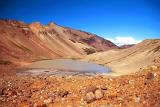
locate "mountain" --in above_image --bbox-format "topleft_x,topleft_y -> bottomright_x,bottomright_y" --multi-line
83,39 -> 160,75
0,20 -> 118,63
120,44 -> 134,49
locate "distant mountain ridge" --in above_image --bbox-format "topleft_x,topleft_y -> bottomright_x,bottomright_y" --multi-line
120,44 -> 135,49
0,19 -> 118,63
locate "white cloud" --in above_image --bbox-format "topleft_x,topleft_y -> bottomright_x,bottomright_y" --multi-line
106,36 -> 142,46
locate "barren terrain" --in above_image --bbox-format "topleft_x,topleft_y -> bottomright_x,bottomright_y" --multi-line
0,20 -> 160,107
83,39 -> 160,76
0,65 -> 160,107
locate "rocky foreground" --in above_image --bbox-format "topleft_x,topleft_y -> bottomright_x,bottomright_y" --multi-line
0,66 -> 160,107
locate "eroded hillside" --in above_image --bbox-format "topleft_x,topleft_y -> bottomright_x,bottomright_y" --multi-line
83,39 -> 160,75
0,20 -> 118,64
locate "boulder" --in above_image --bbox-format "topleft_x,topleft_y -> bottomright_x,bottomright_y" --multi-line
84,92 -> 96,103
95,89 -> 103,99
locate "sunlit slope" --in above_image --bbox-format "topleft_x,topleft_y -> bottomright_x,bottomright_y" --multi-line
83,39 -> 160,75
0,20 -> 118,63
0,20 -> 83,62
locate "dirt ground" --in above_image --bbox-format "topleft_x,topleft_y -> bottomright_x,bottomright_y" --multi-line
0,65 -> 160,107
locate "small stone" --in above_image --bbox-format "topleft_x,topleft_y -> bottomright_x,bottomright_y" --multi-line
109,78 -> 113,81
58,90 -> 69,97
145,72 -> 154,80
0,88 -> 3,95
95,89 -> 103,99
0,97 -> 3,101
13,99 -> 16,103
134,96 -> 141,103
85,86 -> 97,93
31,80 -> 46,89
97,85 -> 107,90
84,92 -> 96,103
154,73 -> 157,77
34,101 -> 47,107
95,74 -> 103,79
6,90 -> 17,96
100,104 -> 112,107
129,80 -> 134,84
43,98 -> 52,104
109,91 -> 118,97
151,65 -> 158,70
19,101 -> 31,107
101,86 -> 107,90
44,71 -> 50,72
47,103 -> 54,107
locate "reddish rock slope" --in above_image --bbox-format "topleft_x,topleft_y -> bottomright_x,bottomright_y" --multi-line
0,20 -> 118,63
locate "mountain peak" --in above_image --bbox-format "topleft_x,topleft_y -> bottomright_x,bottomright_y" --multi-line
48,22 -> 58,27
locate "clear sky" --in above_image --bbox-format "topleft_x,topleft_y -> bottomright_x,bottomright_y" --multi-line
0,0 -> 160,45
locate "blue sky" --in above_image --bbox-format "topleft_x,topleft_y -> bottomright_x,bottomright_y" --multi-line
0,0 -> 160,45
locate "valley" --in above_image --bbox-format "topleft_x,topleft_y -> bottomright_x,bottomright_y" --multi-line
0,20 -> 159,107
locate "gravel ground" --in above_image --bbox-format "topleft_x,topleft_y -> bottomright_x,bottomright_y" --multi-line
0,66 -> 160,107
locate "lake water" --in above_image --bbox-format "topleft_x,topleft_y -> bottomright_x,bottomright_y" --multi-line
28,59 -> 111,74
20,59 -> 111,76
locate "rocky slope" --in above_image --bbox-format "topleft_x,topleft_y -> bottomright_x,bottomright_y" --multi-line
83,39 -> 160,75
0,65 -> 159,107
0,20 -> 118,64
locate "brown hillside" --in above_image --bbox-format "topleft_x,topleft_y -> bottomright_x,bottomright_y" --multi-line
83,39 -> 160,75
0,20 -> 118,64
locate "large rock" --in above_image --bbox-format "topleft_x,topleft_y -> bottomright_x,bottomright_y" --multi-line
95,89 -> 103,99
83,92 -> 96,103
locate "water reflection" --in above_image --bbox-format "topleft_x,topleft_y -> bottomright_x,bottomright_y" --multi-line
29,59 -> 111,73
